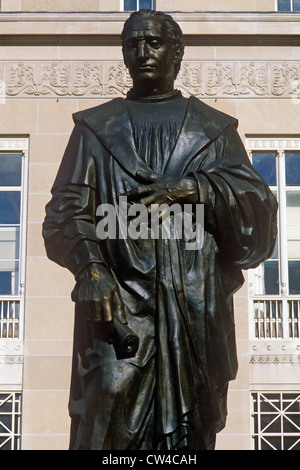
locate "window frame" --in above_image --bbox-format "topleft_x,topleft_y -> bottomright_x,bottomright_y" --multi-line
246,137 -> 300,340
0,137 -> 28,341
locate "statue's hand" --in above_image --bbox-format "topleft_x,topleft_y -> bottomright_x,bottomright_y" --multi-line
71,264 -> 125,343
126,171 -> 198,211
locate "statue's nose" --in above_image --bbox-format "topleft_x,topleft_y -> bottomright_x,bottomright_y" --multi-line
136,40 -> 149,60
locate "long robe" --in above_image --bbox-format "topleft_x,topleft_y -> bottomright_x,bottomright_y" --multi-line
42,92 -> 277,450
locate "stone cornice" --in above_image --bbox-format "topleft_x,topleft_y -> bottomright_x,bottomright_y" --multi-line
0,12 -> 300,36
0,11 -> 300,22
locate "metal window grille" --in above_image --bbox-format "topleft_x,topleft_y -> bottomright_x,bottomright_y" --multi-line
288,299 -> 300,338
0,392 -> 22,450
253,298 -> 300,339
0,299 -> 20,339
252,392 -> 300,450
253,299 -> 283,338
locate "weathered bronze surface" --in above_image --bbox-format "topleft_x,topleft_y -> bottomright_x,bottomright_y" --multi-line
42,10 -> 277,450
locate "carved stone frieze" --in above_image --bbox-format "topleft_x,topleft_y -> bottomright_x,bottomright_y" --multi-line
250,355 -> 300,364
6,61 -> 104,97
0,355 -> 23,364
1,60 -> 300,98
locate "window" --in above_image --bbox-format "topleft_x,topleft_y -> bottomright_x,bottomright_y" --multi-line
278,0 -> 300,11
0,154 -> 22,297
0,138 -> 28,340
252,392 -> 300,450
0,392 -> 22,450
122,0 -> 156,11
246,138 -> 300,339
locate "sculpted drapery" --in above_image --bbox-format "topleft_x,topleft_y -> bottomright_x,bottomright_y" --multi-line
43,93 -> 277,449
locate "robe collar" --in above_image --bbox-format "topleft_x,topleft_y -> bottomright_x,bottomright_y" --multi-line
73,95 -> 237,179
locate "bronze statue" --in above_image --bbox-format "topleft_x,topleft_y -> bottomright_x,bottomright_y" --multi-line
42,10 -> 277,450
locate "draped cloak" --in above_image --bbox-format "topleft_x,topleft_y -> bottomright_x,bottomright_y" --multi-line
42,92 -> 277,450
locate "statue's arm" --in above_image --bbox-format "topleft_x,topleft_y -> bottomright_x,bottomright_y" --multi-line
192,124 -> 278,269
42,124 -> 125,336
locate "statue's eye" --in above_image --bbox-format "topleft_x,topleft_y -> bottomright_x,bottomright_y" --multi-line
126,40 -> 136,50
148,38 -> 162,49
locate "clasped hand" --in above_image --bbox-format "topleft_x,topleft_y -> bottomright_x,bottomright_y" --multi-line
126,170 -> 198,211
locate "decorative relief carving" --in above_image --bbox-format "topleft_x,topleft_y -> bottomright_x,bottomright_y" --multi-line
1,60 -> 300,98
0,137 -> 29,153
6,62 -> 104,97
105,62 -> 132,96
0,356 -> 23,364
250,355 -> 300,364
177,62 -> 271,97
247,137 -> 300,150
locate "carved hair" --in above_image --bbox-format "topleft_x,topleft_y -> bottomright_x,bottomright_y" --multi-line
121,9 -> 185,79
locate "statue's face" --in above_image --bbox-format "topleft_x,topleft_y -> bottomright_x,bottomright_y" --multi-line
123,16 -> 175,91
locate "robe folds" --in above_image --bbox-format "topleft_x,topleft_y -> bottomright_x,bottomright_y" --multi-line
42,93 -> 278,450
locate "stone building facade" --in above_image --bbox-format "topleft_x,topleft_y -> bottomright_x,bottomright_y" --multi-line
0,0 -> 299,450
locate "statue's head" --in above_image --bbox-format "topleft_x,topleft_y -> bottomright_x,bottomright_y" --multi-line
121,9 -> 185,95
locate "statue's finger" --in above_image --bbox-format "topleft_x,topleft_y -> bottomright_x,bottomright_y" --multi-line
140,189 -> 166,207
122,184 -> 152,200
101,298 -> 114,323
113,289 -> 127,324
88,300 -> 103,322
136,168 -> 159,182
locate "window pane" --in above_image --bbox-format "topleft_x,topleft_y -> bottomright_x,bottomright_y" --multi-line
278,0 -> 291,10
0,154 -> 22,187
0,263 -> 19,295
286,192 -> 300,224
271,237 -> 279,259
284,436 -> 300,450
261,415 -> 281,433
124,0 -> 137,10
264,260 -> 279,295
261,436 -> 281,450
285,153 -> 300,186
0,228 -> 20,260
0,192 -> 20,224
286,192 -> 300,260
140,0 -> 152,8
293,0 -> 300,11
283,415 -> 300,433
252,152 -> 277,186
289,261 -> 300,294
254,260 -> 279,295
288,238 -> 300,259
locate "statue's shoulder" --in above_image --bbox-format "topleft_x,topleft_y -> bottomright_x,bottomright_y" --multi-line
189,95 -> 238,133
72,97 -> 125,125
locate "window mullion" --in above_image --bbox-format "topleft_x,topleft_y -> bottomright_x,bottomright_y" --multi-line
19,150 -> 28,298
277,150 -> 290,338
277,150 -> 289,296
